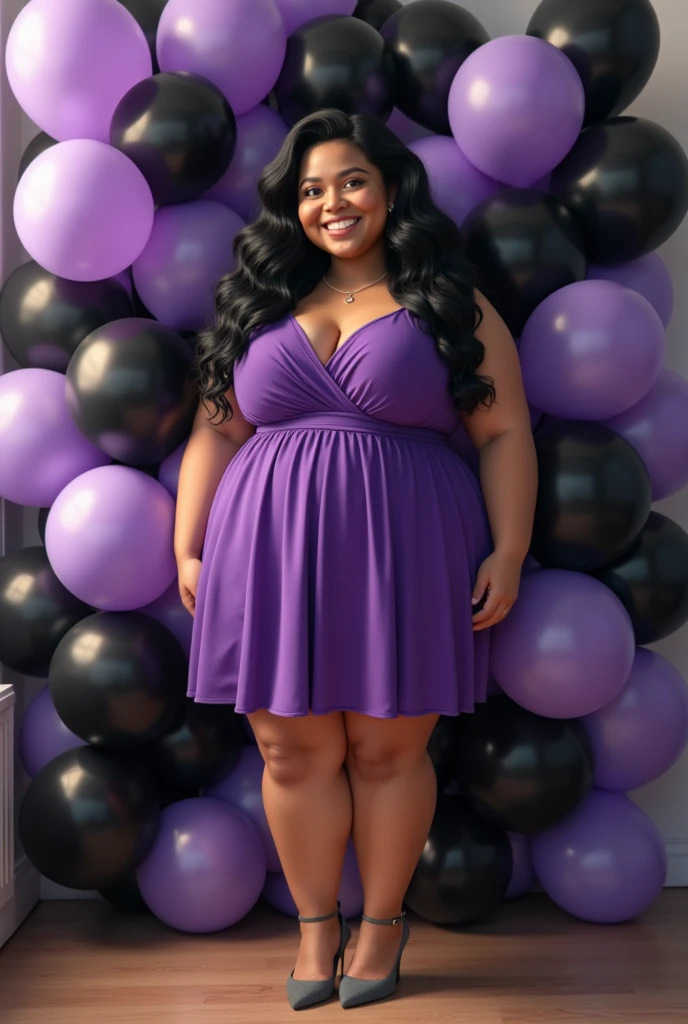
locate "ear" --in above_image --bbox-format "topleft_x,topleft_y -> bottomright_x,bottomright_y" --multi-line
388,183 -> 398,205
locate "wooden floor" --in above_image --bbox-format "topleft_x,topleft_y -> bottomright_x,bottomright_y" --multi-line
1,891 -> 687,1023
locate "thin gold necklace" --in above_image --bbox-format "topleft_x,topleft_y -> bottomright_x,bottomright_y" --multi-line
322,271 -> 388,304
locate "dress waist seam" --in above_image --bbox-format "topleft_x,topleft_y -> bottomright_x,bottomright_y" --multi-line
255,413 -> 448,445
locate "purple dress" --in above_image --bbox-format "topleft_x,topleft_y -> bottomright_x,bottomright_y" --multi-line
187,307 -> 493,718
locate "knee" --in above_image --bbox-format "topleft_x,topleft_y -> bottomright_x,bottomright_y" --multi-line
346,741 -> 420,783
262,739 -> 346,786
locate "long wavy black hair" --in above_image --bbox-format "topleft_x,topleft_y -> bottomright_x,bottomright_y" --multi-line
194,108 -> 495,425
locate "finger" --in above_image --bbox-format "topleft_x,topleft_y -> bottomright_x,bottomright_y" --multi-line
471,591 -> 503,624
473,602 -> 509,631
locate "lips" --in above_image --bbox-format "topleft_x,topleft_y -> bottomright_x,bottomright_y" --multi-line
323,217 -> 361,235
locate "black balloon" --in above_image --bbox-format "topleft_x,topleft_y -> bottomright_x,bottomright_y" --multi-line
117,0 -> 167,72
354,0 -> 401,31
380,0 -> 489,134
593,511 -> 688,645
110,72 -> 237,205
19,747 -> 160,890
142,699 -> 244,795
405,795 -> 511,926
0,260 -> 134,371
456,695 -> 594,834
99,869 -> 150,913
66,317 -> 197,466
527,0 -> 660,127
17,130 -> 56,180
49,612 -> 188,748
275,15 -> 396,126
0,546 -> 92,676
427,715 -> 460,791
37,507 -> 49,545
550,116 -> 688,265
463,189 -> 588,336
532,420 -> 651,571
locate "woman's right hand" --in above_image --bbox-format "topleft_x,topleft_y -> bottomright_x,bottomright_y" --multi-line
178,557 -> 202,617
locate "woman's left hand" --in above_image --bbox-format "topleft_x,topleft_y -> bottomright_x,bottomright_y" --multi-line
471,551 -> 523,631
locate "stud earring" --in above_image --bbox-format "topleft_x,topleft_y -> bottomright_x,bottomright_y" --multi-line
388,201 -> 394,213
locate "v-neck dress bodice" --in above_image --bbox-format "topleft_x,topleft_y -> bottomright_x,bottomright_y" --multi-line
187,307 -> 493,717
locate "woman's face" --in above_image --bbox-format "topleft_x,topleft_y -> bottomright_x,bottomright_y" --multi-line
297,140 -> 395,259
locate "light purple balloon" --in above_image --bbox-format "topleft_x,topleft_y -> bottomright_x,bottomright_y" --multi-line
408,136 -> 500,227
490,569 -> 635,719
45,464 -> 177,610
0,368 -> 110,506
532,790 -> 667,923
139,579 -> 193,656
157,0 -> 287,117
132,200 -> 244,331
580,648 -> 688,793
6,0 -> 152,142
448,35 -> 584,188
587,252 -> 674,328
275,0 -> 356,36
386,107 -> 435,146
262,838 -> 363,919
157,439 -> 187,499
504,832 -> 535,900
14,140 -> 155,282
206,746 -> 281,872
136,797 -> 266,933
600,369 -> 688,503
205,105 -> 289,221
519,280 -> 665,420
19,685 -> 85,778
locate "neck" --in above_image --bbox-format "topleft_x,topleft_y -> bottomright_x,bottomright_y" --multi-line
325,240 -> 388,290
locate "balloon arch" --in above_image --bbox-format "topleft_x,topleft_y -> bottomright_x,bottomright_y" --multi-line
1,0 -> 687,932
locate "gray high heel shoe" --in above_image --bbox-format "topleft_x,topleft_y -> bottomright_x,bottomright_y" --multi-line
339,910 -> 410,1009
286,900 -> 351,1011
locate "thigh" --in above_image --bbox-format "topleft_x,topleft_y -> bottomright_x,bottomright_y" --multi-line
343,712 -> 439,772
248,710 -> 348,774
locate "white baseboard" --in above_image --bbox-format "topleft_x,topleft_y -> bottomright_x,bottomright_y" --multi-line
0,855 -> 40,948
664,839 -> 688,886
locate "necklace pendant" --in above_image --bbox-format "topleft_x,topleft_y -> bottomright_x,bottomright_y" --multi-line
345,294 -> 355,303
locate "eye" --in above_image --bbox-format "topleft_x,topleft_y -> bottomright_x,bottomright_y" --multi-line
343,178 -> 363,188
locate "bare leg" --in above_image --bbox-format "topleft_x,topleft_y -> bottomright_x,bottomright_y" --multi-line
248,710 -> 352,980
343,711 -> 439,979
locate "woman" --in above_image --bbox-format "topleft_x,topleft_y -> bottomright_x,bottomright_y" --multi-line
175,109 -> 537,1010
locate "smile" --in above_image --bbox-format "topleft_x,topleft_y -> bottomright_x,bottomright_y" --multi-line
323,218 -> 361,236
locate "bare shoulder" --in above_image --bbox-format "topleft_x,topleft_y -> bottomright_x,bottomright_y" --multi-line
473,289 -> 509,336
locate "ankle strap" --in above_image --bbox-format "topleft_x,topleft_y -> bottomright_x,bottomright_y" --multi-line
361,911 -> 406,925
298,900 -> 341,923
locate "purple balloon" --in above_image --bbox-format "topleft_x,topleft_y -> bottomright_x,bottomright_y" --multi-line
532,790 -> 667,923
6,0 -> 152,142
408,136 -> 499,227
519,280 -> 665,420
490,569 -> 635,719
587,252 -> 674,328
136,797 -> 266,932
157,0 -> 286,117
15,140 -> 155,282
600,369 -> 688,502
0,368 -> 110,506
19,685 -> 85,778
205,105 -> 289,221
262,837 -> 363,919
275,0 -> 356,35
45,465 -> 177,610
580,648 -> 688,793
112,268 -> 134,297
448,35 -> 584,188
157,439 -> 187,499
132,200 -> 244,331
139,579 -> 193,656
206,746 -> 281,872
386,107 -> 435,146
504,832 -> 535,900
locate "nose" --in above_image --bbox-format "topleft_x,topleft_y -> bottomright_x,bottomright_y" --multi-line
322,187 -> 347,213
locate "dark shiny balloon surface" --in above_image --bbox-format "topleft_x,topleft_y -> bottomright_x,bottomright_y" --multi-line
17,130 -> 57,181
19,746 -> 160,890
117,0 -> 168,72
49,612 -> 188,748
99,869 -> 151,913
142,699 -> 245,795
111,72 -> 237,205
380,0 -> 489,134
0,260 -> 134,371
456,696 -> 594,834
405,795 -> 511,926
0,546 -> 92,677
463,189 -> 588,336
550,116 -> 688,265
65,317 -> 197,466
354,0 -> 401,31
427,715 -> 460,791
527,0 -> 660,126
275,15 -> 396,126
532,420 -> 651,571
593,511 -> 688,645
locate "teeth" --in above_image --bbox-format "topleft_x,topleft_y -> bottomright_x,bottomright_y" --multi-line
325,218 -> 359,230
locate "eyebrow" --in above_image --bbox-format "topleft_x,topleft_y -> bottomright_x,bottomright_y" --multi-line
299,166 -> 369,188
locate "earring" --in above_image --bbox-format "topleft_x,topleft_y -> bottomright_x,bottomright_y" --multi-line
388,201 -> 394,213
